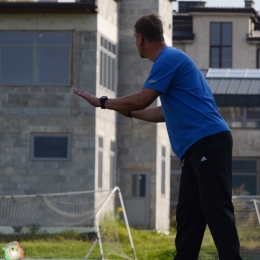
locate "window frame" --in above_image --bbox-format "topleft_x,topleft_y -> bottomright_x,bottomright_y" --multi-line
257,48 -> 260,69
98,136 -> 103,189
124,173 -> 146,198
0,31 -> 72,86
161,146 -> 166,195
99,35 -> 116,92
218,107 -> 260,129
209,22 -> 232,68
232,158 -> 259,195
30,133 -> 71,161
110,140 -> 116,189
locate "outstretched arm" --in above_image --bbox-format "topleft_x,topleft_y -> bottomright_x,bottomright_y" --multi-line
73,88 -> 160,111
117,106 -> 165,123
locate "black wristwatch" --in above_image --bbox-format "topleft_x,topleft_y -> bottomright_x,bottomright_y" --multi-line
100,96 -> 108,109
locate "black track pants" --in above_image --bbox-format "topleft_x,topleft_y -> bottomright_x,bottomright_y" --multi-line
174,131 -> 242,260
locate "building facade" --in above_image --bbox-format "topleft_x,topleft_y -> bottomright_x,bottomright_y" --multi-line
171,0 -> 260,213
0,0 -> 174,231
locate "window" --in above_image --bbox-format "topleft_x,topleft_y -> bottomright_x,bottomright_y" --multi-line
0,32 -> 71,86
218,107 -> 260,128
257,48 -> 260,68
110,141 -> 116,189
210,22 -> 232,68
170,157 -> 181,206
98,137 -> 103,188
100,36 -> 116,91
31,134 -> 70,161
161,146 -> 166,195
125,174 -> 146,198
232,159 -> 259,195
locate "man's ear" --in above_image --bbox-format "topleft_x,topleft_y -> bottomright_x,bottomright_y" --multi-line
139,33 -> 145,45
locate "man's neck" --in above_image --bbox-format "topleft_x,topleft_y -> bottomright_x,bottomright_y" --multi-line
146,42 -> 167,62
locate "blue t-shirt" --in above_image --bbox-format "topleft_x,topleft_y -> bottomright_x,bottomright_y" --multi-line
143,47 -> 230,159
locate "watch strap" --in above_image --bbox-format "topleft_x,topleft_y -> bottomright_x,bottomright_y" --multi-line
100,96 -> 108,109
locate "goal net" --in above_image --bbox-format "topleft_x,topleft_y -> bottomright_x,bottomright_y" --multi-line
198,196 -> 260,260
0,187 -> 137,260
233,196 -> 260,260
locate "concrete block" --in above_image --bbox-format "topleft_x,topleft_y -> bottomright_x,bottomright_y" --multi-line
29,100 -> 44,106
30,86 -> 43,93
1,139 -> 14,147
15,86 -> 29,93
24,189 -> 38,195
39,175 -> 54,183
25,176 -> 39,183
58,87 -> 71,94
57,161 -> 72,169
53,175 -> 67,183
8,107 -> 23,115
36,107 -> 52,115
30,161 -> 43,169
43,100 -> 56,107
8,127 -> 20,133
60,168 -> 74,176
43,87 -> 58,94
18,169 -> 29,175
23,107 -> 37,115
43,162 -> 58,169
17,183 -> 30,190
51,107 -> 70,116
56,100 -> 71,107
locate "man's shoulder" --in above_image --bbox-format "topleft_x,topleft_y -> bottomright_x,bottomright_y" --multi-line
162,46 -> 182,54
155,47 -> 187,68
158,47 -> 187,61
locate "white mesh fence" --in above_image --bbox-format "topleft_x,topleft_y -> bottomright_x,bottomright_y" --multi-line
198,196 -> 260,260
0,187 -> 136,260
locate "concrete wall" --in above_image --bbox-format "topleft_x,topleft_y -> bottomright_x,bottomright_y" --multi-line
0,0 -> 173,231
232,129 -> 260,157
232,129 -> 260,194
95,0 -> 118,191
117,0 -> 172,231
155,0 -> 172,232
0,13 -> 98,195
174,12 -> 259,69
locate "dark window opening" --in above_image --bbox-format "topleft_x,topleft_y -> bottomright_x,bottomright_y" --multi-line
31,134 -> 70,161
210,22 -> 232,68
0,32 -> 71,86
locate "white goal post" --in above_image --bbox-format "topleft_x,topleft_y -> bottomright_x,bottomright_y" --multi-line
253,199 -> 260,225
86,186 -> 137,260
0,186 -> 137,260
199,196 -> 260,260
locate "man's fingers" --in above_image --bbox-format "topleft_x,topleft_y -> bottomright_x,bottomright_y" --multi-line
73,89 -> 85,95
73,89 -> 87,98
73,89 -> 100,107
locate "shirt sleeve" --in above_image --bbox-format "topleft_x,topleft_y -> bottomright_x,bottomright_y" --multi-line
142,62 -> 175,94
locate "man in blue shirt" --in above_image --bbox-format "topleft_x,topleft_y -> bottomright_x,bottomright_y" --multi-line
74,13 -> 242,260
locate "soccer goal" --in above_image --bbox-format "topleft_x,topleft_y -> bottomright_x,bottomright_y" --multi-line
198,196 -> 260,260
0,186 -> 137,260
231,196 -> 260,259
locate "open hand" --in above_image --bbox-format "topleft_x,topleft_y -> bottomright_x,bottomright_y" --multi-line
73,89 -> 100,107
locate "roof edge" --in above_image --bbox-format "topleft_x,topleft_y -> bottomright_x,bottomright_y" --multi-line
0,2 -> 98,14
186,7 -> 258,15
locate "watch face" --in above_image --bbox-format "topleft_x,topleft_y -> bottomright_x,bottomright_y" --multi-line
100,96 -> 108,109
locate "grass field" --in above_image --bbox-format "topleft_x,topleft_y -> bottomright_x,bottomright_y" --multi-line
1,221 -> 259,259
0,225 -> 220,260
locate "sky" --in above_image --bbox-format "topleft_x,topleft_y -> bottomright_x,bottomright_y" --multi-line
172,0 -> 260,12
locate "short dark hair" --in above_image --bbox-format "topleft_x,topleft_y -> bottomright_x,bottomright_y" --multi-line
134,13 -> 164,42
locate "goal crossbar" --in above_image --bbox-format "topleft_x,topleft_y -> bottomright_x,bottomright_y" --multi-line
89,186 -> 137,260
0,187 -> 137,260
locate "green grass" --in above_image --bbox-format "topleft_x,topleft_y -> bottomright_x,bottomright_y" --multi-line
0,227 -> 217,260
1,221 -> 259,260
